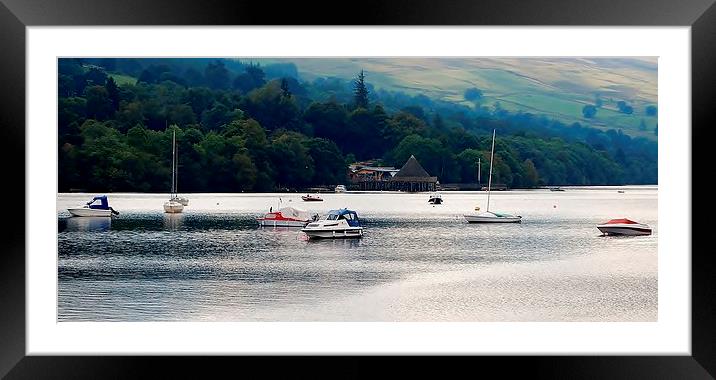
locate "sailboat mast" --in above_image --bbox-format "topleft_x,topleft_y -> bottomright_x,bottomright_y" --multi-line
171,130 -> 176,196
477,158 -> 481,185
486,129 -> 496,212
175,133 -> 179,196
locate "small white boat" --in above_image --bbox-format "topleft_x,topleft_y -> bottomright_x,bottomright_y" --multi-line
335,185 -> 347,193
68,195 -> 119,217
464,211 -> 522,223
302,208 -> 364,239
163,200 -> 184,213
164,129 -> 184,213
463,129 -> 522,224
301,194 -> 323,202
428,193 -> 443,204
257,206 -> 315,227
597,218 -> 651,236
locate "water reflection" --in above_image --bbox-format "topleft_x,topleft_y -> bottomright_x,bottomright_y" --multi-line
163,213 -> 184,231
306,237 -> 362,249
63,216 -> 112,232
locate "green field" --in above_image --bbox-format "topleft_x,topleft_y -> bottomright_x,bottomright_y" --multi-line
263,58 -> 658,139
108,72 -> 137,86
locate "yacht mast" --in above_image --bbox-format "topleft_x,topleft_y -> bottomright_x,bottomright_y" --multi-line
171,130 -> 176,197
477,157 -> 481,185
175,132 -> 179,197
486,129 -> 496,212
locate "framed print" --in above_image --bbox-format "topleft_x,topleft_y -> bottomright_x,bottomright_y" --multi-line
2,0 -> 715,378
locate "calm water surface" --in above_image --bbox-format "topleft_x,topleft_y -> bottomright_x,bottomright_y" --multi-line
57,188 -> 657,321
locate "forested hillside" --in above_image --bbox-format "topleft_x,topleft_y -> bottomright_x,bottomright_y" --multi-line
58,58 -> 657,192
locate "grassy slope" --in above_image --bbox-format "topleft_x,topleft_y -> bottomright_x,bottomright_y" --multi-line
263,58 -> 658,139
108,72 -> 137,86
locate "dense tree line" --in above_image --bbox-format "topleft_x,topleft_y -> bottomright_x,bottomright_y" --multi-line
58,58 -> 657,192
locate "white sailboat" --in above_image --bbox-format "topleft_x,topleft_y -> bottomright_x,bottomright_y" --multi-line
164,130 -> 184,213
464,129 -> 522,223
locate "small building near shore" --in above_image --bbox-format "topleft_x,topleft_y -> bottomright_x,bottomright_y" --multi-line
348,160 -> 399,190
348,156 -> 437,191
388,155 -> 438,192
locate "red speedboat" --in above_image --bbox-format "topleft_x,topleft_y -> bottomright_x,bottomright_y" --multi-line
257,207 -> 314,227
597,218 -> 652,236
301,194 -> 323,202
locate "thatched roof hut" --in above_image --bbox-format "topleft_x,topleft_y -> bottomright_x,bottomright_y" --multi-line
389,155 -> 438,191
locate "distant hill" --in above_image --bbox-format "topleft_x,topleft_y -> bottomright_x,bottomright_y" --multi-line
257,57 -> 658,139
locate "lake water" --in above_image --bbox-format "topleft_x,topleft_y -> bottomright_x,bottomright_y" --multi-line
57,187 -> 657,321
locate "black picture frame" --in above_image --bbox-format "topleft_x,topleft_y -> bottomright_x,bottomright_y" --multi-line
1,0 -> 714,378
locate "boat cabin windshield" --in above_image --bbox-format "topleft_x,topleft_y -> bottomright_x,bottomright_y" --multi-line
326,213 -> 354,220
323,210 -> 361,227
86,196 -> 109,210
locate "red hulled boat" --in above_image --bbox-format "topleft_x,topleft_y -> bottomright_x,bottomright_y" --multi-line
257,207 -> 314,227
597,218 -> 652,236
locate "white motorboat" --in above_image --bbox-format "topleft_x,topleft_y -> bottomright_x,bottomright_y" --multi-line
257,206 -> 316,227
428,193 -> 443,204
597,218 -> 652,236
68,195 -> 119,217
164,129 -> 184,213
301,194 -> 324,202
335,184 -> 347,193
301,208 -> 364,239
463,129 -> 522,224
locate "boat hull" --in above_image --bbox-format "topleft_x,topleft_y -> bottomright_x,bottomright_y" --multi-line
597,225 -> 651,236
163,201 -> 184,213
68,208 -> 112,217
301,227 -> 363,239
258,219 -> 308,227
301,197 -> 323,202
464,214 -> 522,223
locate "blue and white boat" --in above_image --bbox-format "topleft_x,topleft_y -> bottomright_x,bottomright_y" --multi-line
301,208 -> 364,239
68,195 -> 119,217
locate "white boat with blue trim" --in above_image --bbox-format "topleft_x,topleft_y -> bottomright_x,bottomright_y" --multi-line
301,208 -> 364,239
68,195 -> 119,217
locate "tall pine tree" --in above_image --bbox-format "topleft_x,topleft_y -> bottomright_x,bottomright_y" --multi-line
353,70 -> 369,109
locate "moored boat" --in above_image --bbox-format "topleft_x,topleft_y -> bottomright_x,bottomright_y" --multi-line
301,194 -> 324,202
68,195 -> 119,217
463,129 -> 522,224
335,185 -> 347,193
428,193 -> 443,204
301,208 -> 363,239
597,218 -> 651,236
464,211 -> 521,223
258,206 -> 315,227
163,200 -> 184,213
164,129 -> 184,214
